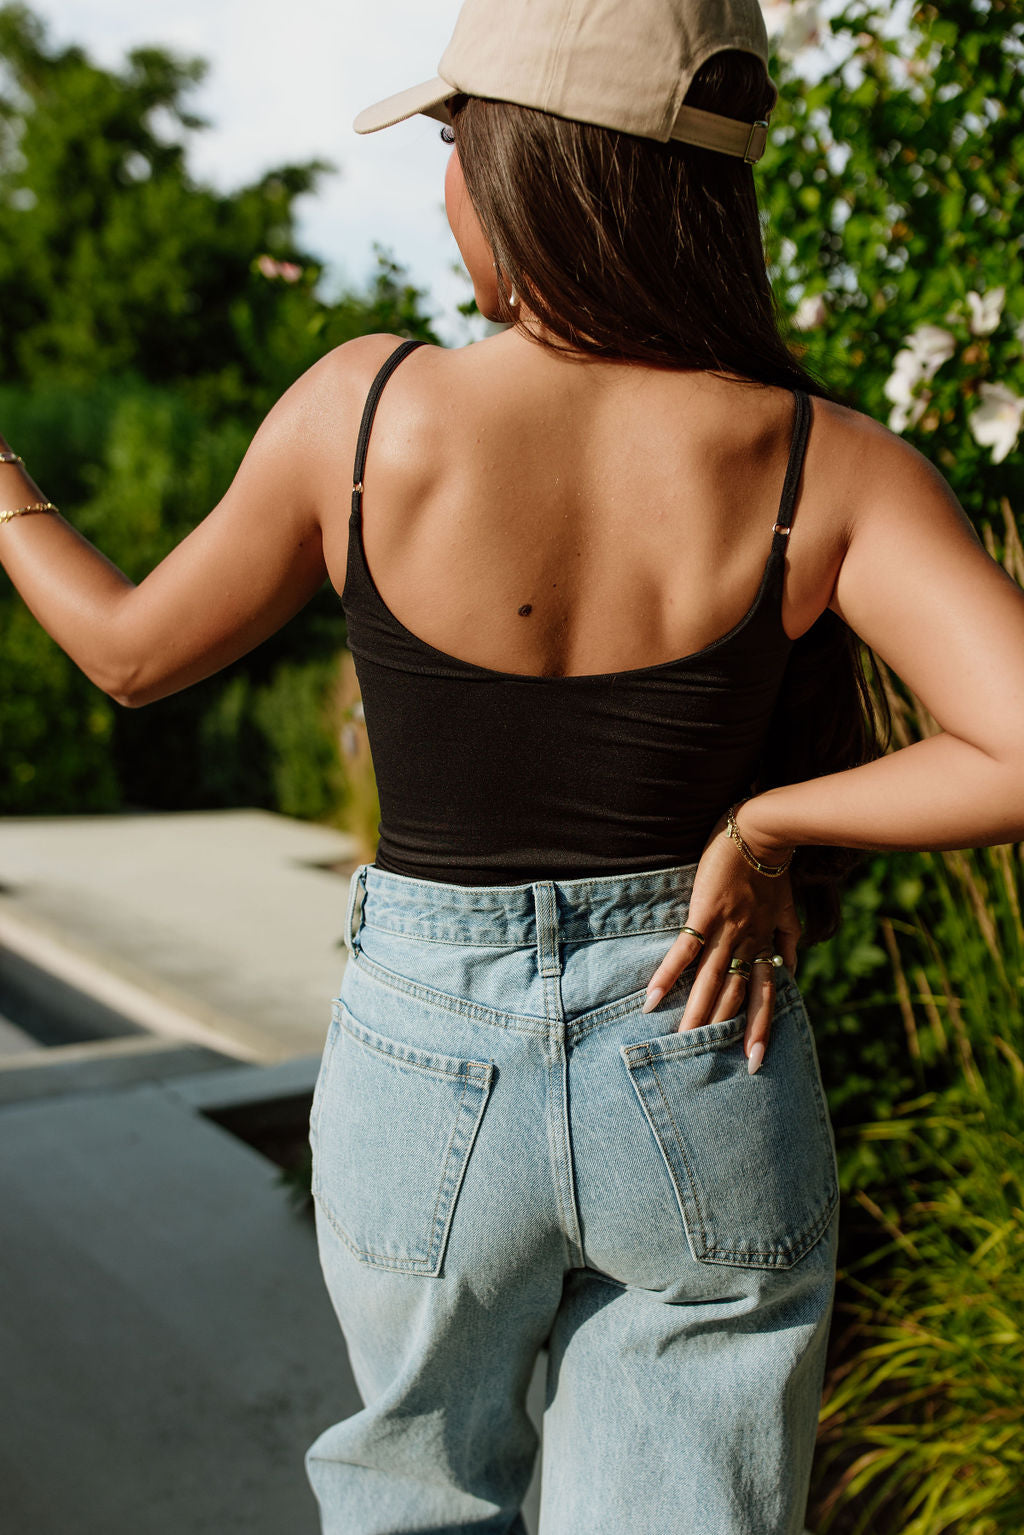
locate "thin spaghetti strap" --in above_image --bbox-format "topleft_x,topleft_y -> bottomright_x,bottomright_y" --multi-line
770,390 -> 812,550
351,339 -> 425,516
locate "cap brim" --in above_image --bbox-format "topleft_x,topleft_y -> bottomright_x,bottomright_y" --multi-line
354,78 -> 457,135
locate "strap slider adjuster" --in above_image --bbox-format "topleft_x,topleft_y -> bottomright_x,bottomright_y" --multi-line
743,119 -> 769,164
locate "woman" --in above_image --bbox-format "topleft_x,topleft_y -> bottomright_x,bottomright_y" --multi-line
2,0 -> 1023,1530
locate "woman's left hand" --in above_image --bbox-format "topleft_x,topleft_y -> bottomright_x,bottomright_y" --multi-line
641,805 -> 800,1073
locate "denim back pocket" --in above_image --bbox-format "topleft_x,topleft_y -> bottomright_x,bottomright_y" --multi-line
310,1002 -> 494,1276
620,991 -> 837,1270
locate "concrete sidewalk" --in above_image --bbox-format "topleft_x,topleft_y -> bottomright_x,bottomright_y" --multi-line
0,1062 -> 356,1535
0,812 -> 545,1534
0,810 -> 361,1064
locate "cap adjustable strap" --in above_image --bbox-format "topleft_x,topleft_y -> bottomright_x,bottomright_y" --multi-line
669,104 -> 769,162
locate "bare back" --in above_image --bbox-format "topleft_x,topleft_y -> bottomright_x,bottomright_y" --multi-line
318,329 -> 852,678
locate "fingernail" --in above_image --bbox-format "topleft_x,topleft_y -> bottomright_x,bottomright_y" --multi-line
747,1041 -> 765,1075
642,986 -> 664,1014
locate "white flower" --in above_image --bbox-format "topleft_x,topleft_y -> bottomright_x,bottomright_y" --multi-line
883,324 -> 956,433
968,383 -> 1024,464
792,292 -> 827,331
906,324 -> 958,377
966,286 -> 1005,337
760,1 -> 821,58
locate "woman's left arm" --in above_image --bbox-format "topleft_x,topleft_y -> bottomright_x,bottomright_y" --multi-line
742,420 -> 1024,858
0,341 -> 381,706
648,416 -> 1024,1050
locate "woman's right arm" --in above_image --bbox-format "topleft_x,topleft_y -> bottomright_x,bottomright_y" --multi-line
0,334 -> 399,706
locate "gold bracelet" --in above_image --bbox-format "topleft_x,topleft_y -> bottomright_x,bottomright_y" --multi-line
0,502 -> 59,526
725,802 -> 794,878
0,452 -> 24,465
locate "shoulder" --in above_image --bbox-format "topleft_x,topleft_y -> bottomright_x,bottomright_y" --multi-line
811,394 -> 964,509
292,333 -> 441,422
252,334 -> 453,495
814,398 -> 986,633
802,394 -> 973,554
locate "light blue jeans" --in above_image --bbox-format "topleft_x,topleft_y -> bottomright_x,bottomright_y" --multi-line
305,862 -> 839,1534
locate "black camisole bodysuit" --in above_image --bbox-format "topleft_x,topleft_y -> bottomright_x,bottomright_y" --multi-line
342,340 -> 811,885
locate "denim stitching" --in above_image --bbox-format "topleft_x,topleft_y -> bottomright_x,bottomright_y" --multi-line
620,1017 -> 746,1066
360,918 -> 690,948
349,948 -> 552,1033
309,1016 -> 341,1145
362,924 -> 527,950
348,950 -> 706,1044
337,1005 -> 493,1082
621,1001 -> 839,1268
639,1062 -> 711,1256
546,1053 -> 576,1269
423,1073 -> 471,1269
312,1044 -> 493,1273
697,1194 -> 839,1268
313,1192 -> 437,1272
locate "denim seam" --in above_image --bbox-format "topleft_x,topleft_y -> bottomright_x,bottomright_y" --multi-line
313,1192 -> 438,1273
621,1017 -> 747,1065
347,951 -> 696,1042
309,1017 -> 341,1145
347,949 -> 553,1033
695,1193 -> 839,1268
361,925 -> 527,950
643,1064 -> 711,1257
363,868 -> 696,898
423,1073 -> 471,1269
548,1049 -> 585,1269
706,1191 -> 841,1264
359,919 -> 690,948
791,1003 -> 840,1192
570,988 -> 653,1041
336,1005 -> 493,1083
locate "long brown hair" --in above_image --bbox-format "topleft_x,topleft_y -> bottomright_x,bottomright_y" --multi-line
449,54 -> 890,943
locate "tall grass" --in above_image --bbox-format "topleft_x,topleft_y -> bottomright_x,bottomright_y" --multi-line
809,500 -> 1024,1533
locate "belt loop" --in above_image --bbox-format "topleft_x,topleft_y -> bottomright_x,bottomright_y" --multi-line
344,865 -> 368,957
532,881 -> 561,978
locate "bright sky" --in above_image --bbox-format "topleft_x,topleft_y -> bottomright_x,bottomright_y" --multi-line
33,2 -> 906,345
36,0 -> 478,343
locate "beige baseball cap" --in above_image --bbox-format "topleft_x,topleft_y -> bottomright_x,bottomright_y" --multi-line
354,0 -> 777,163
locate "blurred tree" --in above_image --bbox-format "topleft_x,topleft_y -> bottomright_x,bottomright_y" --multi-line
763,0 -> 1024,527
0,3 -> 438,815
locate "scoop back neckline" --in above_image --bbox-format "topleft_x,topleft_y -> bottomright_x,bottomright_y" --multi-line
345,514 -> 788,685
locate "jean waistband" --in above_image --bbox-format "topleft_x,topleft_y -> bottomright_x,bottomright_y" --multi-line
345,862 -> 698,955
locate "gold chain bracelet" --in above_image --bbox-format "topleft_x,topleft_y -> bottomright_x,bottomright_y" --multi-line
725,802 -> 794,878
0,502 -> 59,526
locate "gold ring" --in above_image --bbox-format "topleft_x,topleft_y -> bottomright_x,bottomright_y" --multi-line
752,952 -> 785,968
680,926 -> 706,947
727,957 -> 752,979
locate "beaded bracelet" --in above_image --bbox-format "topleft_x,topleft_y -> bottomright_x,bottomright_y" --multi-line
0,451 -> 25,465
725,802 -> 794,878
0,502 -> 59,526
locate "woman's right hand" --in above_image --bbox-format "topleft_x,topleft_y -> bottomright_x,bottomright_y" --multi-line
641,806 -> 801,1073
